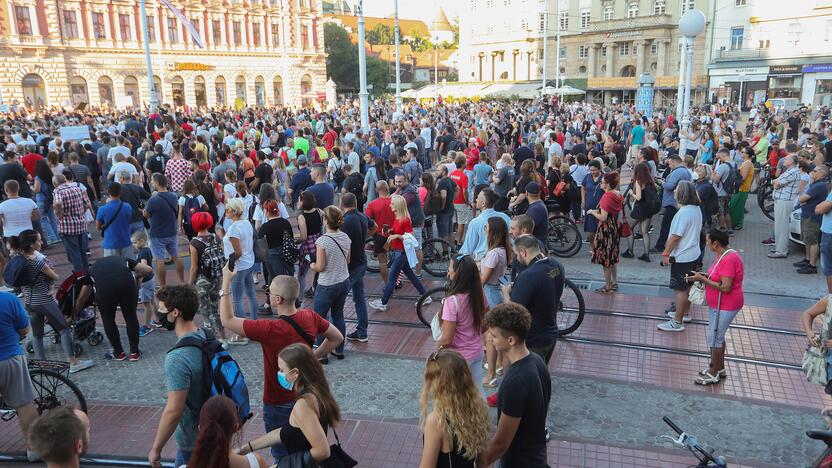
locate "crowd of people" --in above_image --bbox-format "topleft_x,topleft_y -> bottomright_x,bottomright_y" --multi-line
0,95 -> 829,467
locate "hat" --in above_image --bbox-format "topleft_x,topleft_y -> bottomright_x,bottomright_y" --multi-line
262,147 -> 273,155
526,182 -> 541,194
297,155 -> 308,165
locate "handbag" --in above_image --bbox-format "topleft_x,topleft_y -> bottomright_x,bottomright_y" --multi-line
617,220 -> 631,238
431,295 -> 450,341
254,235 -> 269,264
688,249 -> 734,306
803,295 -> 832,386
281,230 -> 300,264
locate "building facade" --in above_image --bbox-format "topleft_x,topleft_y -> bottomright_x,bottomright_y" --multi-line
708,0 -> 832,110
0,0 -> 327,110
458,0 -> 712,107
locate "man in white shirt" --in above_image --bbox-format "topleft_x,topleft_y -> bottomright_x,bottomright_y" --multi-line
547,133 -> 563,159
108,153 -> 138,181
0,180 -> 38,238
107,136 -> 131,163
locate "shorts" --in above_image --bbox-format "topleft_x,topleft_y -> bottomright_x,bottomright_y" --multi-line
436,211 -> 454,239
706,308 -> 739,347
412,227 -> 423,249
801,218 -> 821,246
717,196 -> 731,216
139,277 -> 156,303
372,234 -> 388,255
454,203 -> 472,226
821,232 -> 832,276
669,260 -> 697,291
150,236 -> 179,260
0,355 -> 37,408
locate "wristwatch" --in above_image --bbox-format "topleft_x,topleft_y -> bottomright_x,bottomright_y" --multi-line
218,289 -> 228,298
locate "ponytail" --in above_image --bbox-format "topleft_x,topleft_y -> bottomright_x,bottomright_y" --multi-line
8,229 -> 38,253
187,420 -> 231,468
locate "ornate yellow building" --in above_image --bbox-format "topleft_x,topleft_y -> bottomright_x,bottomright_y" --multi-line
0,0 -> 327,109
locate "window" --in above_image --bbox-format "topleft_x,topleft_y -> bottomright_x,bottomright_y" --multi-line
619,42 -> 629,55
191,17 -> 201,39
650,42 -> 658,54
486,0 -> 493,6
212,20 -> 222,44
539,13 -> 545,32
252,22 -> 261,46
601,46 -> 607,56
146,16 -> 155,42
758,39 -> 770,49
62,10 -> 79,39
559,47 -> 566,58
92,12 -> 106,39
730,27 -> 743,49
271,23 -> 280,47
788,22 -> 801,45
233,21 -> 242,46
119,14 -> 132,41
633,43 -> 638,55
735,0 -> 746,4
504,0 -> 510,5
559,11 -> 568,29
579,45 -> 588,58
581,9 -> 591,28
167,17 -> 178,43
653,0 -> 666,15
681,0 -> 694,14
603,5 -> 614,20
520,18 -> 528,30
627,3 -> 639,17
15,6 -> 31,35
301,24 -> 310,49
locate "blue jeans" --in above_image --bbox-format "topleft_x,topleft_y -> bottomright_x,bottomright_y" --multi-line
231,266 -> 258,320
436,211 -> 454,239
484,283 -> 504,309
128,221 -> 146,236
61,233 -> 89,274
348,264 -> 368,337
36,197 -> 59,244
175,449 -> 192,467
263,402 -> 295,463
381,250 -> 426,304
313,279 -> 349,354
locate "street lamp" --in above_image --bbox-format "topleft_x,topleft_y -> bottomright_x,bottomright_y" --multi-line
356,0 -> 369,131
737,72 -> 746,111
676,9 -> 706,156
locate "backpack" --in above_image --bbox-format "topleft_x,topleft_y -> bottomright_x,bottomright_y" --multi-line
193,235 -> 227,279
406,161 -> 423,185
182,196 -> 203,226
720,162 -> 742,195
424,190 -> 442,215
169,331 -> 252,426
332,159 -> 346,185
3,255 -> 34,288
247,196 -> 258,223
703,184 -> 719,218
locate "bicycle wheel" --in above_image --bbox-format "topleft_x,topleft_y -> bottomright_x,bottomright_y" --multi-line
422,238 -> 454,277
548,215 -> 582,258
365,237 -> 381,273
557,279 -> 586,336
29,369 -> 87,414
757,181 -> 774,221
416,286 -> 448,327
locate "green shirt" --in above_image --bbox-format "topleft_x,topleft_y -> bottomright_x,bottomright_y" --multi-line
164,329 -> 208,451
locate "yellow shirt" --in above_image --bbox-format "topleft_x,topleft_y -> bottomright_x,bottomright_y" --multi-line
739,160 -> 755,192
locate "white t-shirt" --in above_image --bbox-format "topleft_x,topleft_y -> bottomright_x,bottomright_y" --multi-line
109,161 -> 138,176
0,197 -> 37,236
253,201 -> 289,224
223,183 -> 238,199
669,204 -> 702,263
222,219 -> 255,271
347,151 -> 361,170
178,194 -> 206,207
107,145 -> 131,162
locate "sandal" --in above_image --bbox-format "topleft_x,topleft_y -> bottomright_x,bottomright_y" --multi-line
610,283 -> 618,291
699,368 -> 727,378
694,371 -> 721,386
483,378 -> 499,389
594,287 -> 612,294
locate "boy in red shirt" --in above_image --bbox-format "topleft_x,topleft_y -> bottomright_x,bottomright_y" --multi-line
449,155 -> 471,245
365,180 -> 396,283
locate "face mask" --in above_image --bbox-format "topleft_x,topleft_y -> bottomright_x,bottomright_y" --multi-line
157,311 -> 177,331
277,371 -> 294,391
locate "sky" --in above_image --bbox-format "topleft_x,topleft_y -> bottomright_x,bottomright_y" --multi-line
358,0 -> 459,25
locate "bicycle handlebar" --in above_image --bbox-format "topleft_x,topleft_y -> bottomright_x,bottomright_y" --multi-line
663,416 -> 683,435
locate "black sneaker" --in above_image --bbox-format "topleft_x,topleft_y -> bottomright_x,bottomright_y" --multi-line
793,259 -> 810,267
797,265 -> 818,274
633,233 -> 643,240
621,249 -> 634,258
346,330 -> 368,343
304,287 -> 315,298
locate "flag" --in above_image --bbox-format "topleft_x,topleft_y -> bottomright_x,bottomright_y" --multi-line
159,0 -> 205,48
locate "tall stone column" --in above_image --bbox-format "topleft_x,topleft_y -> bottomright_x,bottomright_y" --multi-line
604,42 -> 616,77
657,40 -> 668,76
184,78 -> 196,108
587,44 -> 597,77
635,41 -> 646,76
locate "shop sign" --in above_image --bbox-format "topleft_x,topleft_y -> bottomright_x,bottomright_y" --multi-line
172,62 -> 214,71
709,66 -> 769,77
803,64 -> 832,73
769,65 -> 802,74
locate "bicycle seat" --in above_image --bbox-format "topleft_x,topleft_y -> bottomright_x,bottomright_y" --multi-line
806,430 -> 832,446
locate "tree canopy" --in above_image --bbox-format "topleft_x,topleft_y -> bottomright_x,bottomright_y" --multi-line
325,23 -> 390,94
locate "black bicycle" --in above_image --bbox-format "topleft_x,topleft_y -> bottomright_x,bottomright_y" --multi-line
0,360 -> 87,420
547,215 -> 583,258
756,164 -> 774,221
661,416 -> 726,467
364,235 -> 456,277
415,278 -> 585,335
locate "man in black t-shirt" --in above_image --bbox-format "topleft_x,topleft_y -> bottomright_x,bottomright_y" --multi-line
435,165 -> 457,245
342,165 -> 365,211
340,193 -> 375,342
144,144 -> 169,178
480,302 -> 551,468
250,150 -> 274,193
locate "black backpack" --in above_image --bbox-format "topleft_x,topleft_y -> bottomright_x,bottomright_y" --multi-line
702,184 -> 719,218
720,162 -> 742,195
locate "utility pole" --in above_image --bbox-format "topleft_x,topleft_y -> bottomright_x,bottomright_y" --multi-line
139,0 -> 158,112
541,3 -> 548,89
357,0 -> 369,131
394,0 -> 402,116
555,1 -> 561,94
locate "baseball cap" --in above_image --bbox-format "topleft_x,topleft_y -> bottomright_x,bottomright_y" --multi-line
526,182 -> 541,194
297,155 -> 308,165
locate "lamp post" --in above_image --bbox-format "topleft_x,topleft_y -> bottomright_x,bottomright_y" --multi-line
357,0 -> 369,131
737,72 -> 746,112
676,10 -> 706,156
139,0 -> 158,112
394,0 -> 402,117
541,4 -> 548,88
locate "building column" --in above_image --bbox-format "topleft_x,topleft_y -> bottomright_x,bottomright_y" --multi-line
587,44 -> 597,77
634,40 -> 645,76
604,42 -> 615,77
657,40 -> 668,76
184,78 -> 196,108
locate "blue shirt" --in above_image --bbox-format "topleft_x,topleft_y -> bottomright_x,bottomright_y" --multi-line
307,182 -> 335,209
662,166 -> 692,208
458,208 -> 512,259
0,292 -> 29,361
290,167 -> 313,205
96,200 -> 133,249
473,163 -> 493,186
803,180 -> 829,223
822,192 -> 832,234
145,192 -> 179,239
526,200 -> 549,250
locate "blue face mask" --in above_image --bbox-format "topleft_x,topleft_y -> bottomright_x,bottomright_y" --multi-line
277,371 -> 294,391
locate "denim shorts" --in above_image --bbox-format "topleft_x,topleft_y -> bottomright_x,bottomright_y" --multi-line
150,236 -> 179,259
821,232 -> 832,277
412,227 -> 423,249
436,212 -> 454,238
139,277 -> 156,303
706,308 -> 739,347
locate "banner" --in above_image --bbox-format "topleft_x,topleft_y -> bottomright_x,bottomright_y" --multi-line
59,125 -> 91,141
159,0 -> 204,48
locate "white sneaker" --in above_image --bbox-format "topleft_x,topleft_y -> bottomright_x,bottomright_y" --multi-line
369,299 -> 387,311
667,311 -> 692,323
657,320 -> 685,332
416,296 -> 433,307
69,359 -> 95,373
0,285 -> 12,293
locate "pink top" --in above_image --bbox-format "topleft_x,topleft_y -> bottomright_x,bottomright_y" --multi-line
418,186 -> 428,205
441,293 -> 484,362
705,250 -> 744,312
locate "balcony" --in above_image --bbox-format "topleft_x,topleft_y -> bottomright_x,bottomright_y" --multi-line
713,48 -> 771,61
589,14 -> 675,34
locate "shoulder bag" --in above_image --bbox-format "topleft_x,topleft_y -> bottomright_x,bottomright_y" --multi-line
278,314 -> 315,347
100,202 -> 125,236
254,232 -> 270,264
688,249 -> 734,306
803,295 -> 832,386
431,295 -> 453,341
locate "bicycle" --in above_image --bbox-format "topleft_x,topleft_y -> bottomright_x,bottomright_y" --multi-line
547,215 -> 582,258
808,429 -> 832,468
756,163 -> 774,221
0,359 -> 87,421
364,232 -> 456,277
660,416 -> 727,467
415,277 -> 585,335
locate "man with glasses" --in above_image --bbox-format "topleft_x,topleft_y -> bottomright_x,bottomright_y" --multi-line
218,270 -> 343,464
796,165 -> 830,274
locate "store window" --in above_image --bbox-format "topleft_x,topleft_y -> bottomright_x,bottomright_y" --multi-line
768,75 -> 802,99
815,80 -> 832,107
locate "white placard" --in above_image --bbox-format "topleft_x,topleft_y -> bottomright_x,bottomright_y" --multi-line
59,125 -> 90,141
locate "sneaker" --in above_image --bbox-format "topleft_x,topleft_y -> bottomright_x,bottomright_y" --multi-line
219,339 -> 229,349
416,296 -> 433,307
229,336 -> 250,345
253,273 -> 260,285
649,247 -> 663,254
794,259 -> 810,267
667,311 -> 692,323
664,303 -> 676,313
346,330 -> 368,343
638,254 -> 651,262
69,359 -> 95,373
369,299 -> 387,311
150,319 -> 164,329
797,265 -> 818,274
486,392 -> 498,408
128,351 -> 142,362
0,285 -> 12,293
104,351 -> 127,361
259,303 -> 273,315
767,252 -> 788,259
761,238 -> 775,245
305,287 -> 315,298
26,449 -> 40,462
699,368 -> 727,378
621,249 -> 634,258
138,326 -> 153,337
657,319 -> 685,332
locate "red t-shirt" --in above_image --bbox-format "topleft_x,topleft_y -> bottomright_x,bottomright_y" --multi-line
242,310 -> 330,405
21,153 -> 42,177
449,170 -> 468,204
390,217 -> 412,251
464,148 -> 479,170
365,196 -> 395,237
322,130 -> 336,151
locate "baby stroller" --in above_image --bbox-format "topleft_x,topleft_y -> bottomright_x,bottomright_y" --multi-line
25,272 -> 104,357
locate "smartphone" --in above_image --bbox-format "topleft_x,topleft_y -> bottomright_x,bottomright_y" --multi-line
228,255 -> 237,272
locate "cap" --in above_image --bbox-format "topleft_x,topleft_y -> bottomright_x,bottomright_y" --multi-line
297,155 -> 308,165
526,182 -> 541,194
262,147 -> 272,155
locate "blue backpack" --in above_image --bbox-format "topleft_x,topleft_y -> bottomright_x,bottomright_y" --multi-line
169,331 -> 252,425
3,255 -> 33,288
182,196 -> 203,226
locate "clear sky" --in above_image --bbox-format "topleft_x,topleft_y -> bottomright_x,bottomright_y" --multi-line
358,0 -> 459,25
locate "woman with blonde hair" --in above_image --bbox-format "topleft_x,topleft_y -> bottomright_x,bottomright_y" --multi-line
418,349 -> 490,468
222,198 -> 258,344
369,195 -> 429,311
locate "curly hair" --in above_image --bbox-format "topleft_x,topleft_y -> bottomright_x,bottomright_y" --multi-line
420,349 -> 490,461
156,285 -> 199,321
484,302 -> 532,342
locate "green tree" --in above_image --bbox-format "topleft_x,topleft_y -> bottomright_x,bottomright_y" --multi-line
325,23 -> 389,93
367,23 -> 394,45
366,56 -> 390,94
